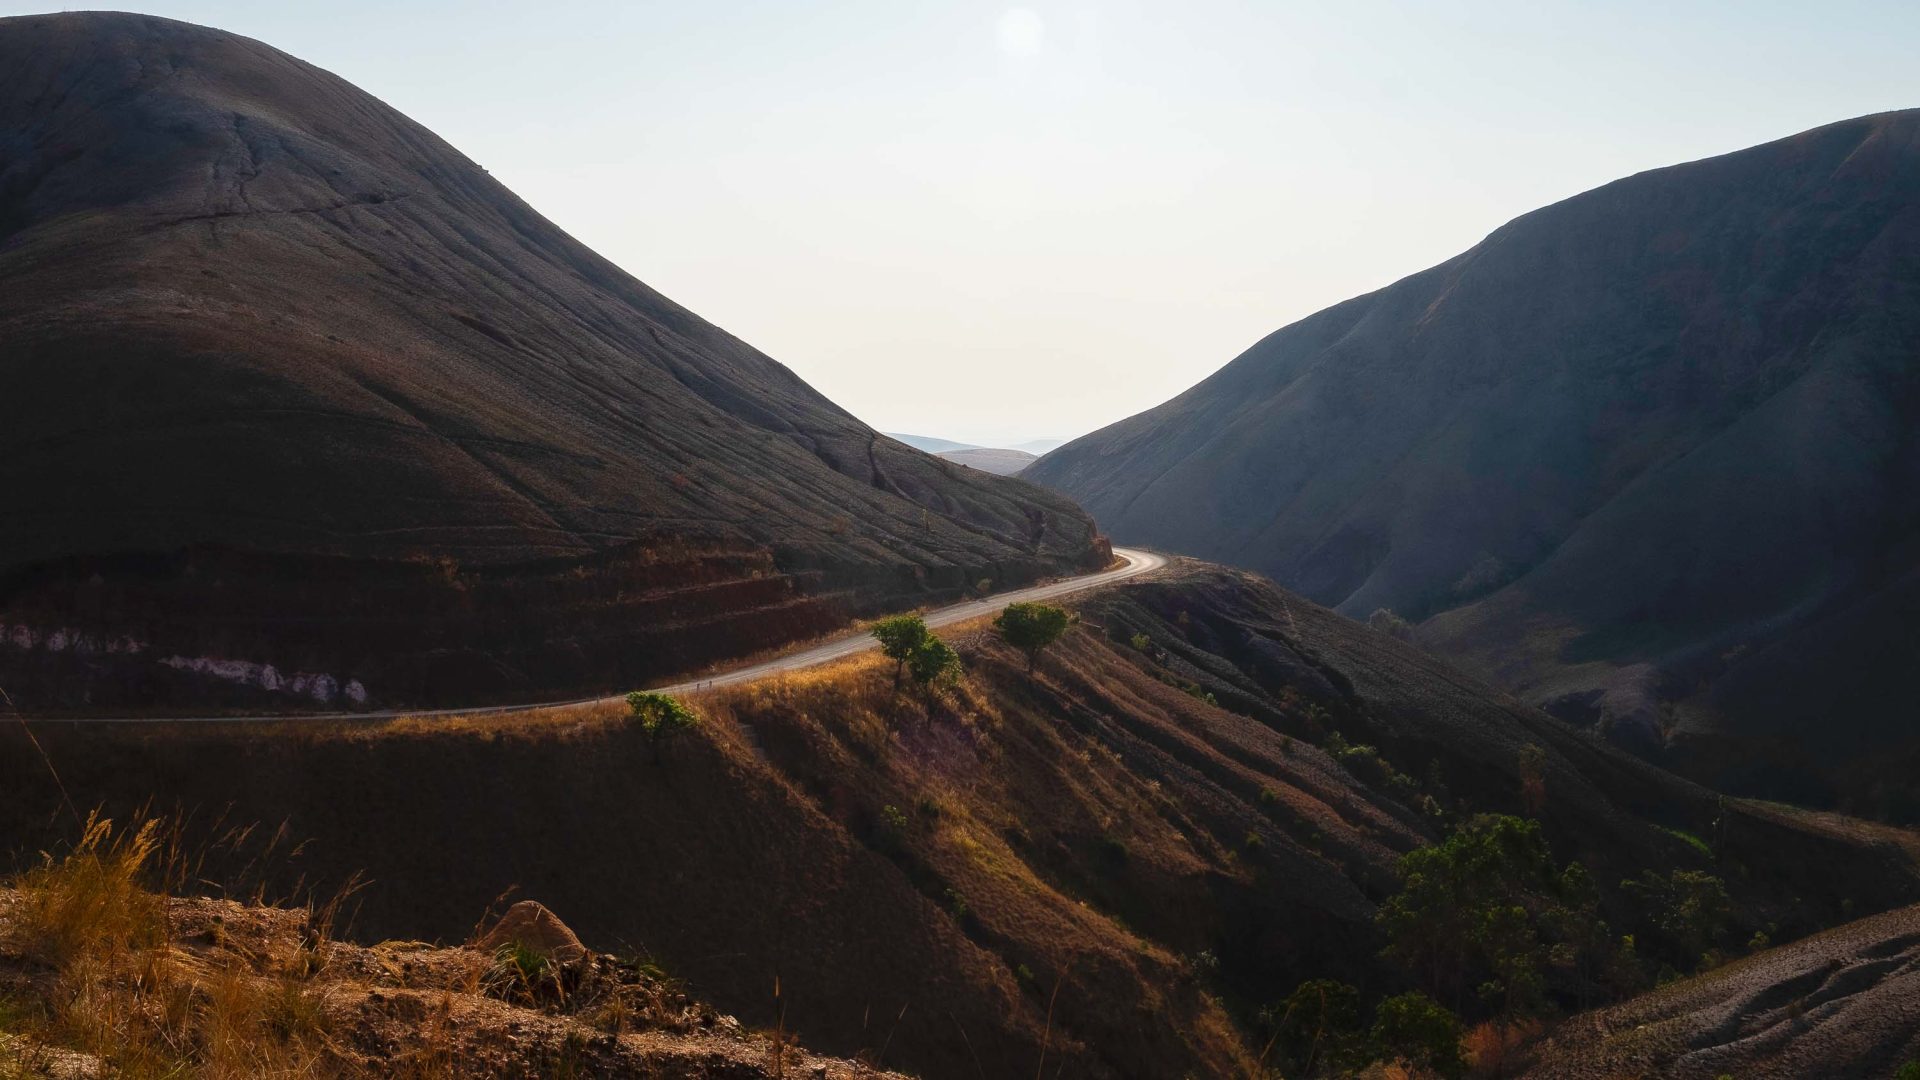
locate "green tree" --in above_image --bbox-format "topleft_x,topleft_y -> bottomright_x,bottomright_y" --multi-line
993,601 -> 1076,674
625,691 -> 701,763
1368,992 -> 1464,1078
1262,979 -> 1361,1076
1539,861 -> 1624,1008
1376,815 -> 1556,1013
871,614 -> 931,689
1621,868 -> 1732,967
906,636 -> 962,698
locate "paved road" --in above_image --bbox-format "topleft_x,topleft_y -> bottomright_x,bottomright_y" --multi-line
28,547 -> 1166,724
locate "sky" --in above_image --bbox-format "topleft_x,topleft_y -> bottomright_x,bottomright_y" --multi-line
10,3 -> 1919,446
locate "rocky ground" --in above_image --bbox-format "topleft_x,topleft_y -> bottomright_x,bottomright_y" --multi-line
1523,903 -> 1920,1079
0,893 -> 902,1079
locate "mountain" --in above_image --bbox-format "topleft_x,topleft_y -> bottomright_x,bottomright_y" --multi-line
1028,110 -> 1920,817
0,13 -> 1103,711
883,432 -> 982,453
1010,436 -> 1068,454
936,446 -> 1038,475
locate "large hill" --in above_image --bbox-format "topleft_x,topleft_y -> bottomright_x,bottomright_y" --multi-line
0,13 -> 1102,710
1029,111 -> 1920,817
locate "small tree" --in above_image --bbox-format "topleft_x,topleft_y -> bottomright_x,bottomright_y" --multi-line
1376,814 -> 1556,1011
871,615 -> 930,690
906,637 -> 961,699
993,601 -> 1076,674
1621,868 -> 1732,968
625,691 -> 701,764
1263,978 -> 1362,1076
1369,992 -> 1464,1078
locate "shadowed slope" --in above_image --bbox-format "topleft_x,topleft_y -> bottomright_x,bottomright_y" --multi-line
0,13 -> 1101,709
1030,110 -> 1920,812
1525,903 -> 1920,1079
5,563 -> 1915,1077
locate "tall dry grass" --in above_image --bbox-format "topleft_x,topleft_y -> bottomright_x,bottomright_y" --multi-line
0,813 -> 340,1079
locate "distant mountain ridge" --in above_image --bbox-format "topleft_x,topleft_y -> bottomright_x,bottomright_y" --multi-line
0,12 -> 1103,709
935,447 -> 1037,475
1029,109 -> 1920,818
885,432 -> 982,454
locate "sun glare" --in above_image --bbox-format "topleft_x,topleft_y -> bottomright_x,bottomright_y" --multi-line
996,7 -> 1046,58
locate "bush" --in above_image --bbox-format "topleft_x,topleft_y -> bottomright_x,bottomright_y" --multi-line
1129,632 -> 1152,651
625,691 -> 702,763
1369,992 -> 1464,1078
1894,1060 -> 1920,1080
1262,979 -> 1361,1075
906,636 -> 962,696
1620,868 -> 1732,966
994,601 -> 1076,674
1368,608 -> 1415,641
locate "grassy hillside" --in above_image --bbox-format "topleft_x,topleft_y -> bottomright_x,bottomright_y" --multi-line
3,564 -> 1914,1077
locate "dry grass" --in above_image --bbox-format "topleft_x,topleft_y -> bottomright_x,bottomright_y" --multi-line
0,813 -> 336,1079
1462,1018 -> 1542,1077
0,813 -> 903,1080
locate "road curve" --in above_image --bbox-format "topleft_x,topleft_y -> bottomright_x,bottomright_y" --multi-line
27,547 -> 1167,724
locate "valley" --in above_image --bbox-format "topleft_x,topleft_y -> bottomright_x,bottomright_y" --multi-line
1,7 -> 1917,1080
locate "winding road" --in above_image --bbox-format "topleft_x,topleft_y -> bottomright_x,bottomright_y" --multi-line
29,547 -> 1166,724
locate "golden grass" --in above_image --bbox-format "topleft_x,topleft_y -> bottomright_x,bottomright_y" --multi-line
0,813 -> 338,1080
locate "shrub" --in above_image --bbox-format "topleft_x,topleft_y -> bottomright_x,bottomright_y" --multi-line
993,601 -> 1076,674
1894,1060 -> 1920,1080
1369,992 -> 1464,1078
1262,979 -> 1361,1075
625,691 -> 702,763
1129,632 -> 1152,652
1368,608 -> 1415,641
1462,1017 -> 1541,1076
1621,868 -> 1732,966
906,636 -> 962,696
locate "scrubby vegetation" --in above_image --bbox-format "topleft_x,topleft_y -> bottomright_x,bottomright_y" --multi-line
624,690 -> 702,762
870,614 -> 964,696
4,566 -> 1914,1078
992,601 -> 1076,674
0,814 -> 893,1079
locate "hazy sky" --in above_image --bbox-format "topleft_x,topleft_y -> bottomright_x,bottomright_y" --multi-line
11,3 -> 1919,445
